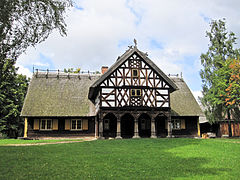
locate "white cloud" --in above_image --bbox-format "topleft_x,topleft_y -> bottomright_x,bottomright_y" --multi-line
17,0 -> 240,92
16,63 -> 32,78
34,62 -> 50,67
192,90 -> 203,104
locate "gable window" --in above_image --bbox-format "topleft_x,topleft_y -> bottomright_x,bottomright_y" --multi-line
71,119 -> 82,130
40,119 -> 52,130
131,89 -> 141,97
171,119 -> 181,130
132,69 -> 139,77
104,119 -> 110,130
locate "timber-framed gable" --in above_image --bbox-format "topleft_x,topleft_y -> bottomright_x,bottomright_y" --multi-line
98,52 -> 172,108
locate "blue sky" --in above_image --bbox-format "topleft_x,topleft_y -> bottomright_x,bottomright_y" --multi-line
17,0 -> 240,101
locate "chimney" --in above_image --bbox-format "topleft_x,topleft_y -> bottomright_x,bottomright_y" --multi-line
101,66 -> 108,74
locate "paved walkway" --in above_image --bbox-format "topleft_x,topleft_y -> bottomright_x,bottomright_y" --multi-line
223,140 -> 240,144
3,137 -> 96,146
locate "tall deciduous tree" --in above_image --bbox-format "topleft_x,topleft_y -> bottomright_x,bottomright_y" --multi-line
222,59 -> 240,120
0,0 -> 72,137
225,59 -> 240,107
200,19 -> 240,123
0,59 -> 28,137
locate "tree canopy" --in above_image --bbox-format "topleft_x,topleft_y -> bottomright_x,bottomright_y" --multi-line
200,19 -> 240,123
64,68 -> 81,73
0,0 -> 73,137
224,59 -> 240,107
0,59 -> 28,137
0,0 -> 72,60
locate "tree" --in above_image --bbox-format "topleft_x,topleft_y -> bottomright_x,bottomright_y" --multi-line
0,0 -> 72,60
222,59 -> 240,120
0,0 -> 72,137
64,68 -> 81,73
200,19 -> 240,123
224,59 -> 240,107
0,59 -> 29,137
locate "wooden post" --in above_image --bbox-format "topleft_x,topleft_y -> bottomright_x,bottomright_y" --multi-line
197,119 -> 201,137
95,116 -> 98,139
116,119 -> 122,139
98,112 -> 105,139
133,119 -> 140,138
99,120 -> 104,139
151,117 -> 157,138
167,113 -> 172,138
24,118 -> 28,138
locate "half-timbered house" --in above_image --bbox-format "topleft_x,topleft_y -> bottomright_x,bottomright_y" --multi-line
21,45 -> 204,139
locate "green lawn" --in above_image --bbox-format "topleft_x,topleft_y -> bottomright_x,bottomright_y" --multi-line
0,138 -> 239,180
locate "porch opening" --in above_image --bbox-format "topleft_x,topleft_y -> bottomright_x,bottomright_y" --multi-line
155,114 -> 168,137
121,113 -> 134,138
103,113 -> 117,138
138,113 -> 151,138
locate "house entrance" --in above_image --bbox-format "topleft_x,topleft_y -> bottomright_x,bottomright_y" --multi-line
138,113 -> 151,138
103,113 -> 117,138
156,115 -> 168,137
121,113 -> 134,138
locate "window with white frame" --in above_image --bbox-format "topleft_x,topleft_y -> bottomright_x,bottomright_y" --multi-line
71,119 -> 82,130
40,119 -> 52,130
171,119 -> 181,130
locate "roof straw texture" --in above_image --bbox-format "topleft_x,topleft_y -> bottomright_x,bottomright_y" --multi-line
170,77 -> 204,117
21,72 -> 100,117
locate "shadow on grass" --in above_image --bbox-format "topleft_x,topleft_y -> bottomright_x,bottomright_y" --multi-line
0,138 -> 232,179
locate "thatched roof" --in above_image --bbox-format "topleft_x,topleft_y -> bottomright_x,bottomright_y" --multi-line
21,72 -> 100,117
170,77 -> 204,117
21,68 -> 204,119
89,47 -> 178,100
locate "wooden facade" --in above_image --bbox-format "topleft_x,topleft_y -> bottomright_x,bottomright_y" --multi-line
218,121 -> 240,137
25,117 -> 95,138
98,53 -> 171,108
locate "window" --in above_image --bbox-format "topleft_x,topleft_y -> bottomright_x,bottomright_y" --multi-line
131,89 -> 141,97
71,119 -> 82,130
132,69 -> 139,77
104,119 -> 109,130
172,119 -> 181,130
136,89 -> 141,96
40,119 -> 52,130
131,89 -> 136,96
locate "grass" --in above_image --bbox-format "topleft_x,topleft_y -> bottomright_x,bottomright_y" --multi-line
0,138 -> 240,179
0,139 -> 82,145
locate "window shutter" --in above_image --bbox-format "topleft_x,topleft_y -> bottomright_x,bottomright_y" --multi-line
83,120 -> 88,130
165,119 -> 168,129
181,119 -> 186,129
34,119 -> 39,130
53,119 -> 58,130
65,119 -> 70,130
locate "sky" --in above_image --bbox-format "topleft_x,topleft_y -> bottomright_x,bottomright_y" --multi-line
16,0 -> 240,102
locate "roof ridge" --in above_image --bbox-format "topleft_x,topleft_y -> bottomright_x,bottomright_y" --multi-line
33,72 -> 101,79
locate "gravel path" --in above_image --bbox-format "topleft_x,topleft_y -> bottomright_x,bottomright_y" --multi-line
3,137 -> 96,146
